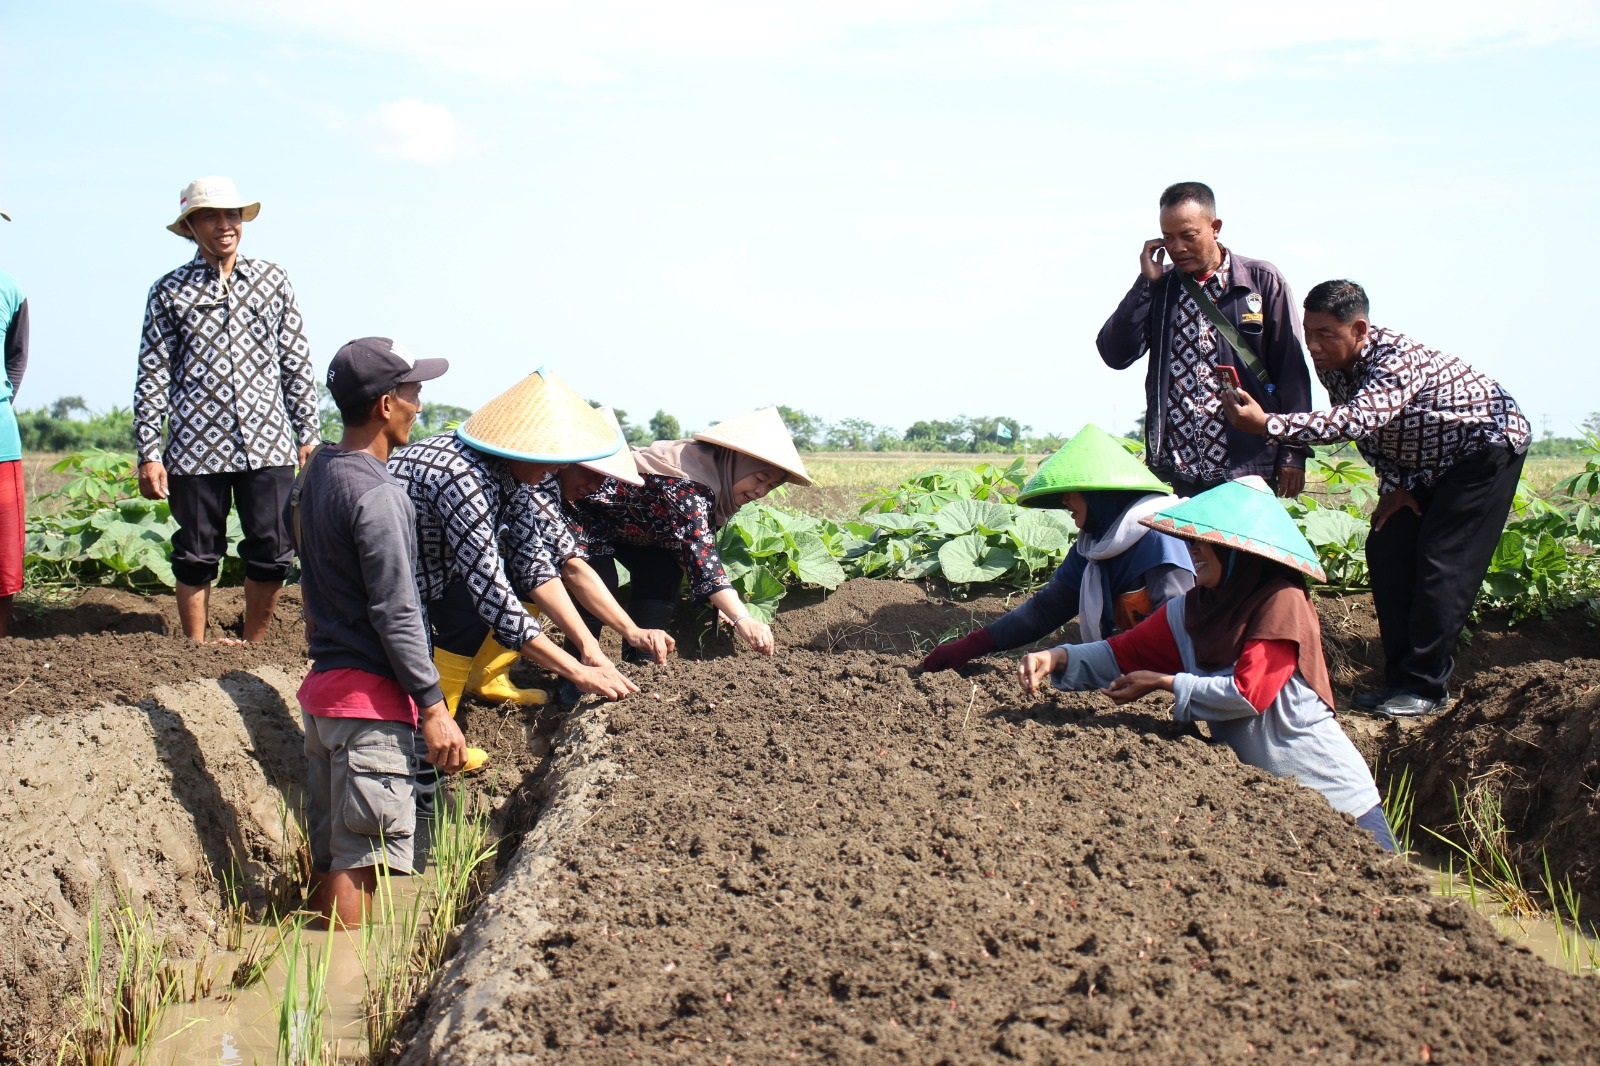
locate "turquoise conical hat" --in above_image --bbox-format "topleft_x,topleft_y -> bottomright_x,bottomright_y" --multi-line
1016,425 -> 1171,506
1139,476 -> 1325,581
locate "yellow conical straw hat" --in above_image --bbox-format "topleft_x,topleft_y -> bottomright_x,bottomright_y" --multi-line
456,369 -> 623,463
692,407 -> 812,487
577,408 -> 643,486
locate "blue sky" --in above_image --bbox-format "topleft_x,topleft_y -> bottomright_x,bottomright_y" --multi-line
3,1 -> 1597,440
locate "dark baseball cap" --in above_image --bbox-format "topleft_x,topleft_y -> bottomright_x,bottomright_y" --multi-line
326,337 -> 449,409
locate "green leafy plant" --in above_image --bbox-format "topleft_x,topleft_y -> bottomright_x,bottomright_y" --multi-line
24,449 -> 246,591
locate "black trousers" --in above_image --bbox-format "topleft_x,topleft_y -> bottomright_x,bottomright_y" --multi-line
1365,445 -> 1525,699
169,466 -> 294,586
583,545 -> 684,629
426,578 -> 494,658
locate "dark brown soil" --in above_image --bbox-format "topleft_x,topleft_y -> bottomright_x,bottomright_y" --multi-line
1384,659 -> 1600,904
1,586 -> 310,729
452,644 -> 1600,1063
5,578 -> 1600,1063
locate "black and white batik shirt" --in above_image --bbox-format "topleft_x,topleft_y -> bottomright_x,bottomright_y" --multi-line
388,432 -> 544,650
501,476 -> 582,601
1265,327 -> 1531,494
134,253 -> 318,474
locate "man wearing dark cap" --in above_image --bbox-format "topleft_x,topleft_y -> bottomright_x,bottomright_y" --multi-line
294,337 -> 465,927
1098,182 -> 1314,498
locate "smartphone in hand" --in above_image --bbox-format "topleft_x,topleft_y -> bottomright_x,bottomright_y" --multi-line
1215,364 -> 1245,403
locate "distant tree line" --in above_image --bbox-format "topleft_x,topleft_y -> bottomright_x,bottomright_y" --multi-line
18,394 -> 1600,459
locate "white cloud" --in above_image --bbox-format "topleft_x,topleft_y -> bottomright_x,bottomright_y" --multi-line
376,98 -> 461,162
144,0 -> 1600,84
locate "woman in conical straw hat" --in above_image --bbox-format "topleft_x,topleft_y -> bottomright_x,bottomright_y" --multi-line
558,406 -> 812,658
922,425 -> 1195,673
388,370 -> 656,770
500,408 -> 678,674
1017,476 -> 1396,851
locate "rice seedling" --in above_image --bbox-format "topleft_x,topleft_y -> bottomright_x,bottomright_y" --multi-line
275,913 -> 335,1066
107,896 -> 180,1061
361,859 -> 427,1062
58,892 -> 180,1066
1425,781 -> 1537,918
232,916 -> 289,991
420,787 -> 498,971
55,897 -> 109,1066
362,789 -> 500,1062
1379,763 -> 1417,857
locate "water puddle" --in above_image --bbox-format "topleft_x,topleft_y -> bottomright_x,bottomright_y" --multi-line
148,875 -> 430,1064
1419,858 -> 1600,975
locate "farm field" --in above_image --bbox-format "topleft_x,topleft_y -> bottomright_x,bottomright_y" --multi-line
2,569 -> 1598,1062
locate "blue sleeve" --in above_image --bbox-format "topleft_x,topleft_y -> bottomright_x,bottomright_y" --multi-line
984,549 -> 1086,650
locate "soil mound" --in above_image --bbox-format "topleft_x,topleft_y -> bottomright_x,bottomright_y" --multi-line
1386,658 -> 1600,902
774,578 -> 1037,655
1,586 -> 309,729
0,667 -> 308,1062
404,647 -> 1600,1064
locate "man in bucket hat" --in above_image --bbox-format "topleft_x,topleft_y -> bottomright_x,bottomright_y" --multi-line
134,176 -> 319,642
294,337 -> 466,927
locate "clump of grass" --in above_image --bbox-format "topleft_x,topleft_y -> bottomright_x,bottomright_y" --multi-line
1380,764 -> 1417,856
276,913 -> 336,1066
1426,781 -> 1538,918
57,892 -> 179,1066
362,788 -> 499,1062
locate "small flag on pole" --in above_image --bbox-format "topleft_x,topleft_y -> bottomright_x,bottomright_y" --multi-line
996,423 -> 1013,441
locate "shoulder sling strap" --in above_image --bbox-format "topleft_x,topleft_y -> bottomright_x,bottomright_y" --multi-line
1176,271 -> 1275,393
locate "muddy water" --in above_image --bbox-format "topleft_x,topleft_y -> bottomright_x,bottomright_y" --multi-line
1420,858 -> 1600,975
150,876 -> 429,1064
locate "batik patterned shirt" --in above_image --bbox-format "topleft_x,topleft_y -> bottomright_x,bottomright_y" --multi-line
567,474 -> 732,601
1264,327 -> 1531,494
134,253 -> 318,473
1162,252 -> 1235,483
502,477 -> 582,600
387,433 -> 543,650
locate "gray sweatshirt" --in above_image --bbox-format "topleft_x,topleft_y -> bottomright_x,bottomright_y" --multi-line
1052,596 -> 1379,818
296,447 -> 444,708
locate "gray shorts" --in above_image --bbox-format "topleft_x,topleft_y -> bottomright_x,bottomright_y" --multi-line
303,713 -> 420,875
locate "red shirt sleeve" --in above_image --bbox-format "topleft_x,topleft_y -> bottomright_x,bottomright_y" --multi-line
1234,639 -> 1298,712
1105,604 -> 1183,675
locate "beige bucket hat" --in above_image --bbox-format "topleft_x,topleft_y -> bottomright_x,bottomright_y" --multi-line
693,407 -> 813,487
577,408 -> 643,486
167,176 -> 261,236
456,368 -> 625,463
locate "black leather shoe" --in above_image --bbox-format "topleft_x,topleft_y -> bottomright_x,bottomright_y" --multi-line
1375,692 -> 1451,718
1351,687 -> 1398,712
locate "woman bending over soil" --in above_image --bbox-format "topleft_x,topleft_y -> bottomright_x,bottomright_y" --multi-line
558,407 -> 812,659
1019,476 -> 1395,850
923,425 -> 1194,672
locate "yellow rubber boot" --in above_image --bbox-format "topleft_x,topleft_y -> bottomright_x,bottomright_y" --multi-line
431,648 -> 489,774
465,633 -> 549,707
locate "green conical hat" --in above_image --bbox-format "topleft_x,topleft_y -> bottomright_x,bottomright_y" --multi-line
1139,476 -> 1326,582
1017,425 -> 1171,506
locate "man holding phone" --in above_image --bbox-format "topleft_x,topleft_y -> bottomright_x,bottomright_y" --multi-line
1220,280 -> 1529,718
1097,182 -> 1313,498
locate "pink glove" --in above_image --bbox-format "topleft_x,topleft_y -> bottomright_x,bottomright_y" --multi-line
920,628 -> 996,672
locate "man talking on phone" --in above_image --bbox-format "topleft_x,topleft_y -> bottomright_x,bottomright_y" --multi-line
1097,182 -> 1313,498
